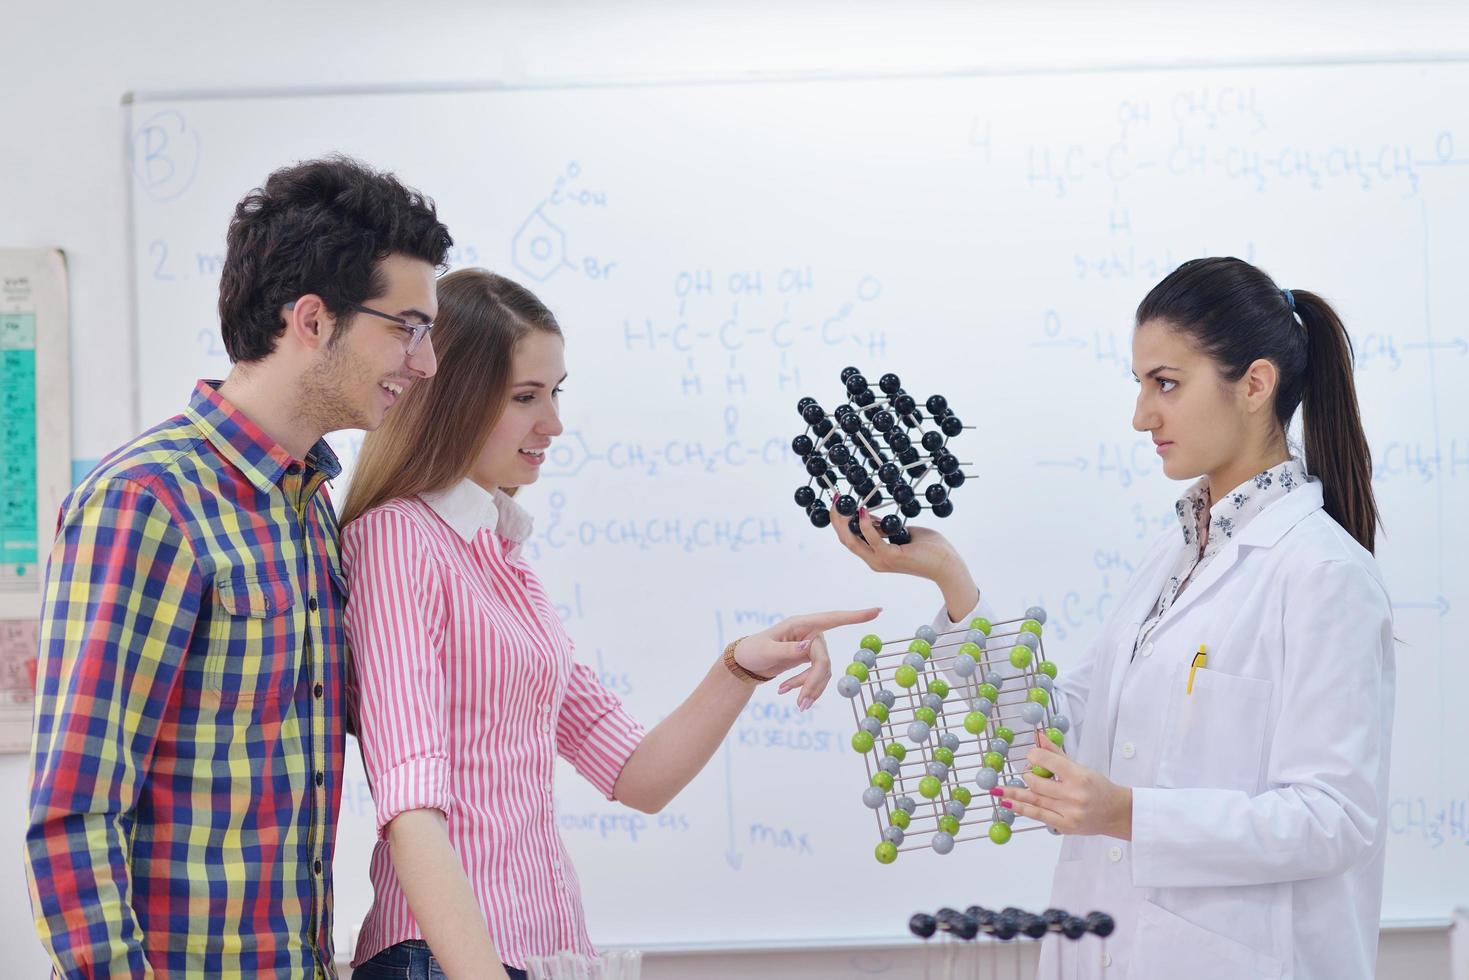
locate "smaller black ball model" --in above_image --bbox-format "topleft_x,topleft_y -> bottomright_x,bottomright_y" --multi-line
788,367 -> 970,543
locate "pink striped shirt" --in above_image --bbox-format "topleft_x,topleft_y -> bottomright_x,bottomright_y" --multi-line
342,480 -> 645,969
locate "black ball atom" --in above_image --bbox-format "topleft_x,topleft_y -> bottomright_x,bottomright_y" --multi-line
908,913 -> 937,939
993,913 -> 1019,941
812,418 -> 833,438
792,434 -> 814,456
885,430 -> 911,452
840,366 -> 861,383
878,373 -> 902,394
898,446 -> 921,467
880,514 -> 902,535
1085,912 -> 1115,938
1061,916 -> 1087,940
853,388 -> 876,407
943,470 -> 966,488
834,495 -> 858,517
932,499 -> 954,518
926,394 -> 948,416
900,499 -> 922,518
921,430 -> 945,453
892,484 -> 915,505
796,396 -> 817,415
1043,908 -> 1067,927
808,507 -> 830,528
827,444 -> 850,467
840,414 -> 862,434
935,453 -> 960,475
892,393 -> 916,415
941,415 -> 964,437
801,403 -> 824,425
925,484 -> 948,505
847,516 -> 862,536
804,456 -> 826,477
889,526 -> 912,545
952,914 -> 979,941
793,487 -> 815,508
878,462 -> 901,485
1019,913 -> 1048,939
872,410 -> 895,432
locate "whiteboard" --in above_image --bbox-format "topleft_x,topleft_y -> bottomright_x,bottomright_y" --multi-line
126,64 -> 1469,950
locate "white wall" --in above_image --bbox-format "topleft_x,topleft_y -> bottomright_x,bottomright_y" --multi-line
4,2 -> 1468,976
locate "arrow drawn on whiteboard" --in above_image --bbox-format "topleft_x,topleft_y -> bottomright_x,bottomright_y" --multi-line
1401,338 -> 1468,355
1036,457 -> 1089,471
1391,596 -> 1451,616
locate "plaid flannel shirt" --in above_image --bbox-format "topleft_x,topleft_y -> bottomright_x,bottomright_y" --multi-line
26,381 -> 348,977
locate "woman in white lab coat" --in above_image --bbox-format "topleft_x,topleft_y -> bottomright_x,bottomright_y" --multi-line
834,257 -> 1394,980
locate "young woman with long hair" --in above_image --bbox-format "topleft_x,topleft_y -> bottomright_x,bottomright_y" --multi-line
834,257 -> 1394,979
340,269 -> 876,980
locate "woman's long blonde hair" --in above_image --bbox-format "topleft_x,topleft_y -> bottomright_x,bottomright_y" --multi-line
340,268 -> 562,527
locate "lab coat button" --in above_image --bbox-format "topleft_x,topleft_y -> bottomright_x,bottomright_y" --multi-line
1140,642 -> 1154,658
1101,952 -> 1113,968
1107,845 -> 1122,862
1121,742 -> 1136,759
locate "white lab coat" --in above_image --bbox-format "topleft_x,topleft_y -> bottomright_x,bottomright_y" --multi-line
951,481 -> 1395,979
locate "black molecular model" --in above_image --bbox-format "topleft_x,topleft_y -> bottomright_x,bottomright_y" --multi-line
790,367 -> 971,543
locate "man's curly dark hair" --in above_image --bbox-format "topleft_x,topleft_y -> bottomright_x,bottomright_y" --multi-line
217,155 -> 453,363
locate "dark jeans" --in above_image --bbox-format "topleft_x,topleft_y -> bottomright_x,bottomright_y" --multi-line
353,940 -> 528,980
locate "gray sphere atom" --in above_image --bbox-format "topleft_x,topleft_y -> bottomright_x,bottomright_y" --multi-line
895,795 -> 918,814
874,689 -> 897,709
931,831 -> 956,855
965,630 -> 988,647
1008,776 -> 1028,788
974,768 -> 999,791
971,696 -> 995,716
860,716 -> 883,737
916,625 -> 938,645
1051,714 -> 1071,734
906,721 -> 931,744
853,648 -> 878,668
862,786 -> 887,809
1019,701 -> 1045,725
902,652 -> 927,672
883,825 -> 905,846
1025,606 -> 1047,625
920,693 -> 944,713
879,755 -> 902,776
926,761 -> 949,780
836,675 -> 862,699
951,655 -> 977,678
1036,674 -> 1054,692
944,800 -> 966,820
1016,632 -> 1039,651
988,738 -> 1011,757
983,670 -> 1006,689
996,808 -> 1016,826
940,732 -> 961,752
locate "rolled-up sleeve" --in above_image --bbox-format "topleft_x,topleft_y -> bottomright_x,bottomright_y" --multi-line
343,510 -> 452,838
555,657 -> 645,800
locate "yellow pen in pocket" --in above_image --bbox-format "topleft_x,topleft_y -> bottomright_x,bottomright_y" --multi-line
1187,644 -> 1208,694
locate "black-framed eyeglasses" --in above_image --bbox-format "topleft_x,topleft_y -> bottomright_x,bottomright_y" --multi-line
283,300 -> 434,355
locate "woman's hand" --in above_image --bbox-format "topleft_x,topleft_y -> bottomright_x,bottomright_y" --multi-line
734,607 -> 881,710
992,729 -> 1133,840
832,508 -> 979,621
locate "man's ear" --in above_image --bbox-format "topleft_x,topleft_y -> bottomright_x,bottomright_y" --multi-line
282,295 -> 335,353
1242,357 -> 1279,414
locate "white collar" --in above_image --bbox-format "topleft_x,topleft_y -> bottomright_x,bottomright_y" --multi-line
420,478 -> 534,544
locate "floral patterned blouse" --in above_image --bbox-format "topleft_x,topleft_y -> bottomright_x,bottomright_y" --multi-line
1134,457 -> 1311,655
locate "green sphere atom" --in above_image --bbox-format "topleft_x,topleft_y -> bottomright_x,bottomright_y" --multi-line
915,706 -> 938,726
951,786 -> 973,806
1020,619 -> 1043,636
890,808 -> 911,830
1031,765 -> 1054,779
1027,687 -> 1050,707
895,665 -> 919,689
934,746 -> 955,767
927,678 -> 951,699
918,775 -> 942,799
969,617 -> 992,635
938,815 -> 960,835
861,634 -> 883,653
963,711 -> 987,734
885,741 -> 908,761
851,731 -> 875,753
1009,646 -> 1033,669
982,751 -> 1005,770
875,841 -> 898,864
908,638 -> 932,659
846,662 -> 870,683
1038,660 -> 1058,679
988,821 -> 1012,844
1046,727 -> 1064,747
958,641 -> 983,662
977,683 -> 999,703
995,726 -> 1015,744
871,770 -> 894,791
867,702 -> 890,722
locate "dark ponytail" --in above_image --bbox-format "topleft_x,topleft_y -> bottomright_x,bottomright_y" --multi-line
1136,257 -> 1380,552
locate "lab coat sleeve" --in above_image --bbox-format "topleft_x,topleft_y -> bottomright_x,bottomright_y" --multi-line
1130,558 -> 1392,888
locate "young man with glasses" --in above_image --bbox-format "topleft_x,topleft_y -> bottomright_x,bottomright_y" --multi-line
25,156 -> 451,977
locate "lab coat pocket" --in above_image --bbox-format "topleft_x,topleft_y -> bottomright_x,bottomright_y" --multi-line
1156,665 -> 1272,793
1130,899 -> 1283,978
